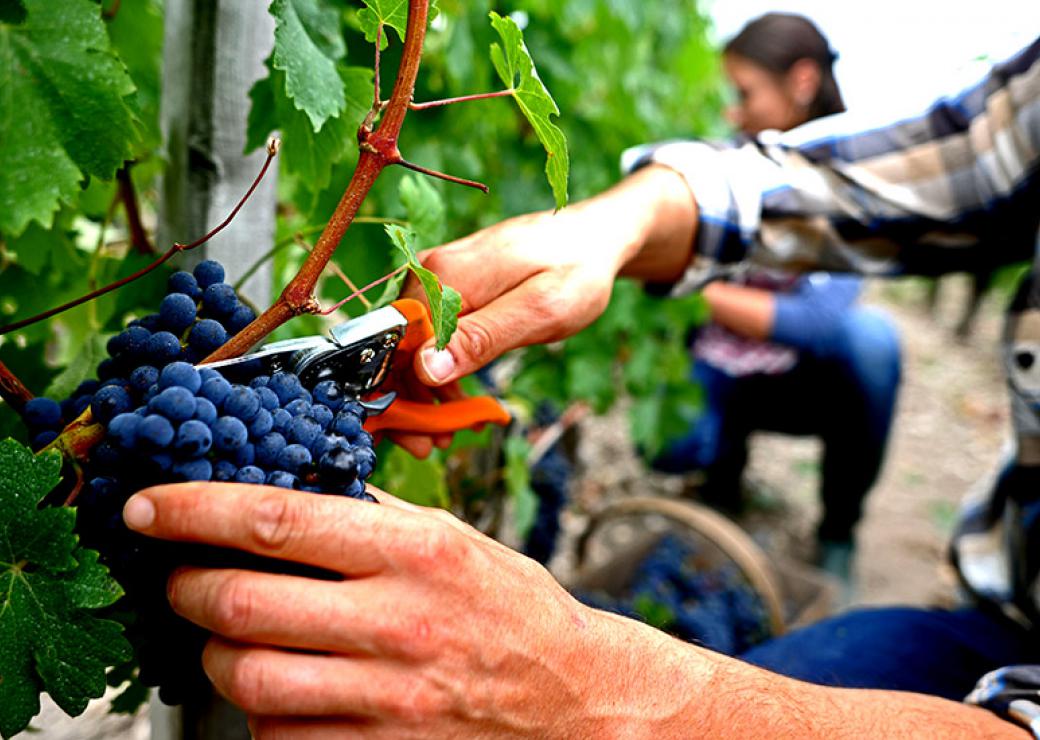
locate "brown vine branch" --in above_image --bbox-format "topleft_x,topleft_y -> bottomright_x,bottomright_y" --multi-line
319,265 -> 408,315
394,158 -> 489,193
0,359 -> 34,415
116,164 -> 156,255
0,141 -> 279,337
103,0 -> 121,19
293,234 -> 372,310
204,0 -> 431,363
409,89 -> 515,110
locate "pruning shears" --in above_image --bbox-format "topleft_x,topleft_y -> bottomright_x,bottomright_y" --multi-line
200,298 -> 511,436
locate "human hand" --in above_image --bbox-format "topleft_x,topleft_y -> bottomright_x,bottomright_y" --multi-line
122,482 -> 706,738
402,165 -> 698,391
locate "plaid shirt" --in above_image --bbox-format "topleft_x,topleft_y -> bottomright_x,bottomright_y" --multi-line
626,35 -> 1040,734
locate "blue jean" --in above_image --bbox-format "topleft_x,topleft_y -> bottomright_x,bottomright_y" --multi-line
654,307 -> 902,542
740,606 -> 1039,700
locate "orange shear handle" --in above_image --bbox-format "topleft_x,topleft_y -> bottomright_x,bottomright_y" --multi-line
362,299 -> 512,435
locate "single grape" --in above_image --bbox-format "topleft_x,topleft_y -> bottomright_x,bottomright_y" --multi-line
32,430 -> 58,449
330,411 -> 363,441
255,387 -> 279,411
147,331 -> 183,365
276,443 -> 311,473
159,361 -> 202,394
268,372 -> 303,405
247,408 -> 273,438
354,445 -> 376,481
174,420 -> 213,457
287,415 -> 322,448
193,397 -> 218,426
270,408 -> 292,434
159,293 -> 197,333
107,412 -> 141,448
138,414 -> 176,450
265,471 -> 299,489
198,375 -> 232,406
233,466 -> 265,485
312,380 -> 345,411
308,404 -> 333,430
227,305 -> 256,334
202,283 -> 238,319
24,397 -> 62,430
318,446 -> 358,487
223,386 -> 260,421
193,259 -> 225,289
168,270 -> 203,300
149,387 -> 197,422
212,416 -> 248,452
92,386 -> 133,425
188,319 -> 228,355
213,459 -> 238,482
130,365 -> 160,395
255,432 -> 287,467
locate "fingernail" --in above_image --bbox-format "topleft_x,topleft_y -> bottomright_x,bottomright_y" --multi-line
123,495 -> 156,530
420,347 -> 455,384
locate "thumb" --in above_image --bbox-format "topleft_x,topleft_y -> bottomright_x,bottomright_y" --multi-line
414,313 -> 500,386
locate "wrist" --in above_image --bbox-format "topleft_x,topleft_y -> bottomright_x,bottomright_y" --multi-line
556,604 -> 723,738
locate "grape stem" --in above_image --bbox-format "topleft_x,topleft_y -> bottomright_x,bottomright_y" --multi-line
319,265 -> 408,315
409,89 -> 515,110
0,141 -> 280,337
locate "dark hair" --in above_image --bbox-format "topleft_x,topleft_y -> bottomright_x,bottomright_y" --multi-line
723,12 -> 845,121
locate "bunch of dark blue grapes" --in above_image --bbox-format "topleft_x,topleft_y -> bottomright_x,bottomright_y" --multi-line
25,259 -> 255,451
576,534 -> 771,655
25,259 -> 382,705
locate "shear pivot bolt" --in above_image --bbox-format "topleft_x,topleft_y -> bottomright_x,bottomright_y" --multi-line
360,348 -> 376,364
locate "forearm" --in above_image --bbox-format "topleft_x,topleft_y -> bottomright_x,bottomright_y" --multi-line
580,609 -> 1027,738
700,281 -> 775,340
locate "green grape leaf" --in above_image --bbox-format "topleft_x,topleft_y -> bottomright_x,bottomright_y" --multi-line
385,225 -> 461,350
358,0 -> 438,49
247,63 -> 372,192
399,174 -> 445,249
0,0 -> 140,237
376,446 -> 449,508
42,333 -> 108,402
504,435 -> 538,541
488,11 -> 569,210
269,0 -> 347,131
0,439 -> 131,739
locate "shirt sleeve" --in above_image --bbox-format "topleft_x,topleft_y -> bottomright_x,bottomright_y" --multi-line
965,665 -> 1040,737
622,36 -> 1040,278
770,273 -> 863,353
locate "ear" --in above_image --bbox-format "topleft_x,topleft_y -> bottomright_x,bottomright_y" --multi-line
786,58 -> 822,108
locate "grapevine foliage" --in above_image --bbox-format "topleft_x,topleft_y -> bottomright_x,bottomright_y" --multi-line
489,11 -> 569,210
0,0 -> 140,236
0,440 -> 130,740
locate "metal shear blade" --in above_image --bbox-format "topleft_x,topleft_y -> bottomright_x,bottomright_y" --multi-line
199,305 -> 409,402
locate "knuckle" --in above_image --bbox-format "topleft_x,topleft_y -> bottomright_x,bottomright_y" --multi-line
222,650 -> 270,712
409,522 -> 464,572
210,572 -> 258,637
251,492 -> 303,552
452,320 -> 496,365
393,674 -> 452,723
